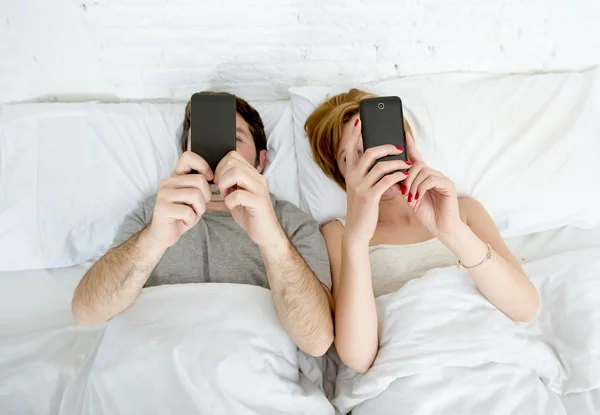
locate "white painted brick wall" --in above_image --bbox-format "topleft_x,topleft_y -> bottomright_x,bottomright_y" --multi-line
1,0 -> 599,103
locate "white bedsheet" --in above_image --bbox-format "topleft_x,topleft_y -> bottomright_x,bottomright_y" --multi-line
353,364 -> 568,415
350,368 -> 600,415
562,388 -> 600,415
333,248 -> 600,414
1,226 -> 599,414
0,284 -> 335,415
2,225 -> 598,338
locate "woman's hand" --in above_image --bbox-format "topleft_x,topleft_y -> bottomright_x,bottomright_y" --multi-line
344,119 -> 410,245
401,132 -> 462,236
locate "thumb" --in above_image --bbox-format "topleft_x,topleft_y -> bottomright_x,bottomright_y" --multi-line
345,118 -> 362,170
405,130 -> 423,163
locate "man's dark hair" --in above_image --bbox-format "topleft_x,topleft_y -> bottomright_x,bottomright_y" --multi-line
180,92 -> 267,162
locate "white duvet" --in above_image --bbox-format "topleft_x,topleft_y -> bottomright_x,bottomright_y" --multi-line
333,248 -> 600,414
1,249 -> 599,414
0,284 -> 335,415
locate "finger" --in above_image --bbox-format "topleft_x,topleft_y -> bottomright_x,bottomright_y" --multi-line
217,165 -> 265,197
224,189 -> 262,211
413,176 -> 436,202
163,203 -> 198,227
160,175 -> 212,203
400,161 -> 425,198
407,166 -> 432,201
214,152 -> 255,184
161,188 -> 207,218
358,145 -> 404,177
171,151 -> 213,180
411,169 -> 445,201
227,150 -> 253,166
363,160 -> 410,188
345,118 -> 362,170
416,175 -> 455,201
405,130 -> 423,163
373,171 -> 410,197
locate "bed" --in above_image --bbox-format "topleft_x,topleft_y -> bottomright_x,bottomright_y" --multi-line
1,227 -> 599,414
1,69 -> 600,414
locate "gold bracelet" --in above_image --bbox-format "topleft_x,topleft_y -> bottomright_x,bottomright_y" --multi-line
457,244 -> 492,269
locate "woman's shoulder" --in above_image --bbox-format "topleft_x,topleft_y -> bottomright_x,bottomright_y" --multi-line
321,219 -> 345,240
458,197 -> 486,223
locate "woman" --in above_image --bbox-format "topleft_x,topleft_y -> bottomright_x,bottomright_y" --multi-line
305,89 -> 539,373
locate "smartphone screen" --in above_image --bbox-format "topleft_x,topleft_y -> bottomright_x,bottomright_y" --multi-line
359,96 -> 407,165
190,92 -> 237,172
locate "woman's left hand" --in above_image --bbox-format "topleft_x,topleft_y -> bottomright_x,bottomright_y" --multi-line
401,132 -> 462,236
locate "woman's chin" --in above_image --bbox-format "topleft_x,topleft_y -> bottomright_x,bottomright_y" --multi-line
382,182 -> 403,199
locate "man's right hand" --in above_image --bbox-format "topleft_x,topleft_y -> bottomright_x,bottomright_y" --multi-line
148,151 -> 213,249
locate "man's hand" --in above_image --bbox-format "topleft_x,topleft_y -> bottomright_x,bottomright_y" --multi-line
214,151 -> 283,246
148,151 -> 213,249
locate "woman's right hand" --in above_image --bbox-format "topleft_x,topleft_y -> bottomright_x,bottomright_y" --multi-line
343,119 -> 410,245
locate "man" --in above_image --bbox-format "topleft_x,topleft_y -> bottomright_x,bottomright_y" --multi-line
72,94 -> 334,357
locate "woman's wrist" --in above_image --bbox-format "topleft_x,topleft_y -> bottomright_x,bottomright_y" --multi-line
342,230 -> 370,253
438,222 -> 488,266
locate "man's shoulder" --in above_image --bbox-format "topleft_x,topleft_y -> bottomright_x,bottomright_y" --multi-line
131,193 -> 157,223
271,195 -> 316,230
142,193 -> 158,212
272,195 -> 307,217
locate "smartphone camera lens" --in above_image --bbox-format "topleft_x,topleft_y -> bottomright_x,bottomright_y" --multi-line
378,103 -> 385,110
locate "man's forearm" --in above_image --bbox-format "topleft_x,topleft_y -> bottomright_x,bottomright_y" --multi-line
260,228 -> 334,357
72,227 -> 166,324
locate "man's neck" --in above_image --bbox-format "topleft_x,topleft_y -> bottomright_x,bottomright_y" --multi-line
206,200 -> 230,213
206,183 -> 231,213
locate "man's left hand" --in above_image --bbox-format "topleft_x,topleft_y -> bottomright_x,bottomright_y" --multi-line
214,151 -> 284,246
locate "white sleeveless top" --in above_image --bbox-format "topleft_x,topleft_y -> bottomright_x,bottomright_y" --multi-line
336,218 -> 457,298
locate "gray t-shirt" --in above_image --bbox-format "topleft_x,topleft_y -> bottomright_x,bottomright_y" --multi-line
111,194 -> 332,290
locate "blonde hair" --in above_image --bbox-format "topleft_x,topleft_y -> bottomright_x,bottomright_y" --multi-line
305,88 -> 413,190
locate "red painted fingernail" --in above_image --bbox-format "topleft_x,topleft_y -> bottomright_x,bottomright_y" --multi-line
415,192 -> 420,200
405,161 -> 412,166
403,171 -> 409,176
354,119 -> 359,127
408,193 -> 413,202
396,146 -> 404,151
401,184 -> 408,194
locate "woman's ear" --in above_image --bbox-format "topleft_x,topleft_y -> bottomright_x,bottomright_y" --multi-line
256,150 -> 268,173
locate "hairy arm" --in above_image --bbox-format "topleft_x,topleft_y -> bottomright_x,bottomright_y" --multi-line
260,227 -> 334,357
322,221 -> 378,373
72,152 -> 213,325
445,198 -> 540,322
72,227 -> 166,325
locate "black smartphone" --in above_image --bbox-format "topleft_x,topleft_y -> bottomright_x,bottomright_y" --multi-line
190,92 -> 236,172
359,96 -> 407,167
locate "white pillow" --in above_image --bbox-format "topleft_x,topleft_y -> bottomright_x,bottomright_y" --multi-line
262,102 -> 300,207
291,69 -> 600,236
0,100 -> 298,271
